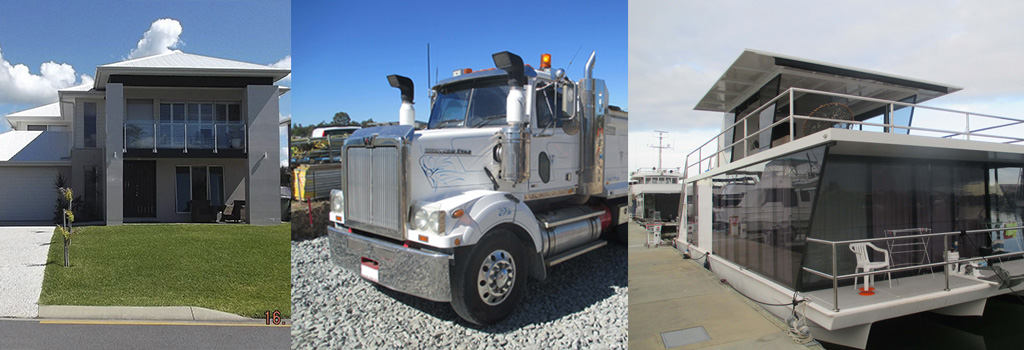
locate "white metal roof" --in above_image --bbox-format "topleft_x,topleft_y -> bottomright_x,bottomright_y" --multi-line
5,83 -> 92,122
5,102 -> 60,119
95,51 -> 291,88
0,131 -> 70,162
101,51 -> 278,70
696,49 -> 964,113
62,83 -> 94,92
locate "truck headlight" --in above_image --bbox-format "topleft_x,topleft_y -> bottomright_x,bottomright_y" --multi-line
414,208 -> 429,230
330,189 -> 344,222
412,208 -> 446,234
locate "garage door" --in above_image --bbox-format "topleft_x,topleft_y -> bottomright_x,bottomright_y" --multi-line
0,167 -> 66,222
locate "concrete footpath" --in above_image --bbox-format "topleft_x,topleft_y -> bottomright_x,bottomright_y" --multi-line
627,222 -> 824,350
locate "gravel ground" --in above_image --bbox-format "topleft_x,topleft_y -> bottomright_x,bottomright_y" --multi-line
291,236 -> 628,349
0,226 -> 53,318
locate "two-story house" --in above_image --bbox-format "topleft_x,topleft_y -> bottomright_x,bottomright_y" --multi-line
0,51 -> 289,225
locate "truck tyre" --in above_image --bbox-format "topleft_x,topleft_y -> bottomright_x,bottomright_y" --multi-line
451,228 -> 527,325
617,223 -> 628,244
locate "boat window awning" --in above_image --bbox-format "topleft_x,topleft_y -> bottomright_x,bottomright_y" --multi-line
695,49 -> 964,113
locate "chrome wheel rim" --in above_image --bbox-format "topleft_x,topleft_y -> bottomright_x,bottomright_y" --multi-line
477,249 -> 515,306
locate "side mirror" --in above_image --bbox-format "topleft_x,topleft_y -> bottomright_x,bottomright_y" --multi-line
560,82 -> 579,135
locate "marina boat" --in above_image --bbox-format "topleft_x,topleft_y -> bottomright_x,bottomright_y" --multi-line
629,167 -> 683,230
677,49 -> 1024,349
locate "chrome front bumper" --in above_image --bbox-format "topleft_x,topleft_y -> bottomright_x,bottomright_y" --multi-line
327,226 -> 453,302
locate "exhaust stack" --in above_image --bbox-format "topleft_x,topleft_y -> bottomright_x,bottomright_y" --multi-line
388,75 -> 415,126
578,51 -> 603,196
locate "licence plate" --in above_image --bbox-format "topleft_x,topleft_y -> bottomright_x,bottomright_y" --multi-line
360,257 -> 379,282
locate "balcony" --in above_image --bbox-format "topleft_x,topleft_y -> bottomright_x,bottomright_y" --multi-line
124,120 -> 246,156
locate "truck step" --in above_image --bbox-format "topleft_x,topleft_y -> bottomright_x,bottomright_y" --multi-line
546,240 -> 607,267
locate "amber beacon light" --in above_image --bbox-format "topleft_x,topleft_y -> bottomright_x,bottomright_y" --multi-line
540,53 -> 551,69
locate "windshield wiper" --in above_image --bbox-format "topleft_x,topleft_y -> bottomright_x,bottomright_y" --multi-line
472,115 -> 506,128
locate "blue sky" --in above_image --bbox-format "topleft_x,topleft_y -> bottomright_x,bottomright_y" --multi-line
0,0 -> 291,132
291,0 -> 627,127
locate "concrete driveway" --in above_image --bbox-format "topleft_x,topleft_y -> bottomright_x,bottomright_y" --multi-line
0,226 -> 54,318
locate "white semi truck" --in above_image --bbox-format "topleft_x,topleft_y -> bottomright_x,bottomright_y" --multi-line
328,51 -> 627,325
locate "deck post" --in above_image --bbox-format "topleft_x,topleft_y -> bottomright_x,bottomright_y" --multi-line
832,243 -> 839,312
943,237 -> 950,291
965,114 -> 971,141
743,118 -> 748,159
789,90 -> 794,142
887,104 -> 893,133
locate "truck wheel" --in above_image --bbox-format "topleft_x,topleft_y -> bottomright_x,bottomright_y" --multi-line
451,229 -> 527,326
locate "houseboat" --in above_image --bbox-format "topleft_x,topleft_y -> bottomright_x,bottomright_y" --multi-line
630,167 -> 683,230
678,49 -> 1024,349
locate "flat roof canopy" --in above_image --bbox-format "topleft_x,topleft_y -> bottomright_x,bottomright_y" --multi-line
695,49 -> 964,113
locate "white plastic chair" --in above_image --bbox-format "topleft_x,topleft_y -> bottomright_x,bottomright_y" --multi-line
850,242 -> 892,292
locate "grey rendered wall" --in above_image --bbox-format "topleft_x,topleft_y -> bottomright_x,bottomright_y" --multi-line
245,85 -> 281,226
71,148 -> 105,219
104,84 -> 124,225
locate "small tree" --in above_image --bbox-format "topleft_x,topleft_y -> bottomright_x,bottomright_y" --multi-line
333,111 -> 352,125
55,188 -> 75,267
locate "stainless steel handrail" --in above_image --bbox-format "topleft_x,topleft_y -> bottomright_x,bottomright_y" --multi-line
684,88 -> 1024,176
806,226 -> 1019,245
803,226 -> 1024,312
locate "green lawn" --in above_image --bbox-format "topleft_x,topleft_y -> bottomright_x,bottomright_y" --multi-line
39,223 -> 290,318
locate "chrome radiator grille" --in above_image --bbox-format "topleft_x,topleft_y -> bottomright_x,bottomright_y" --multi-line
345,146 -> 404,240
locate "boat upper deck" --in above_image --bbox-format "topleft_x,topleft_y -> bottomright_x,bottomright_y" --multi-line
685,87 -> 1024,181
683,49 -> 1024,181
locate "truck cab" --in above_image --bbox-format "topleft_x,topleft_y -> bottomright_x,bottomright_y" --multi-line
328,51 -> 627,325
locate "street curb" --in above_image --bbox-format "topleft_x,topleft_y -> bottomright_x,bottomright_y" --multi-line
37,305 -> 253,321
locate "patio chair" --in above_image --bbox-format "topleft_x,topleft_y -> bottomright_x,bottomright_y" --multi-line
221,200 -> 246,223
850,242 -> 892,294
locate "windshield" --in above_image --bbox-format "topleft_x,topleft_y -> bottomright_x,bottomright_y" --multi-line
429,77 -> 510,129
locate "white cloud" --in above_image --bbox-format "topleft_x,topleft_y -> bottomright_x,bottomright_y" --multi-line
0,44 -> 91,105
128,18 -> 183,59
271,55 -> 291,85
0,18 -> 182,106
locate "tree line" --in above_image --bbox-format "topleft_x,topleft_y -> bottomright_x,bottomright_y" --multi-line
291,112 -> 376,138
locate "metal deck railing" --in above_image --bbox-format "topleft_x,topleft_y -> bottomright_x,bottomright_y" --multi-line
802,226 -> 1024,312
684,88 -> 1024,177
123,121 -> 247,154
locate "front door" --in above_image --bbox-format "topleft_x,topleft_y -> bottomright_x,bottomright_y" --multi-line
124,160 -> 157,218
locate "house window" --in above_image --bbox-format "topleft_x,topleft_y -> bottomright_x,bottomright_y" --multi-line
27,125 -> 47,131
209,167 -> 225,206
160,102 -> 186,148
160,101 -> 240,150
175,167 -> 191,213
175,165 -> 226,213
84,102 -> 97,147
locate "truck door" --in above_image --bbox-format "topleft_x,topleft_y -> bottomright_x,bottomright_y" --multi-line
530,82 -> 579,196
